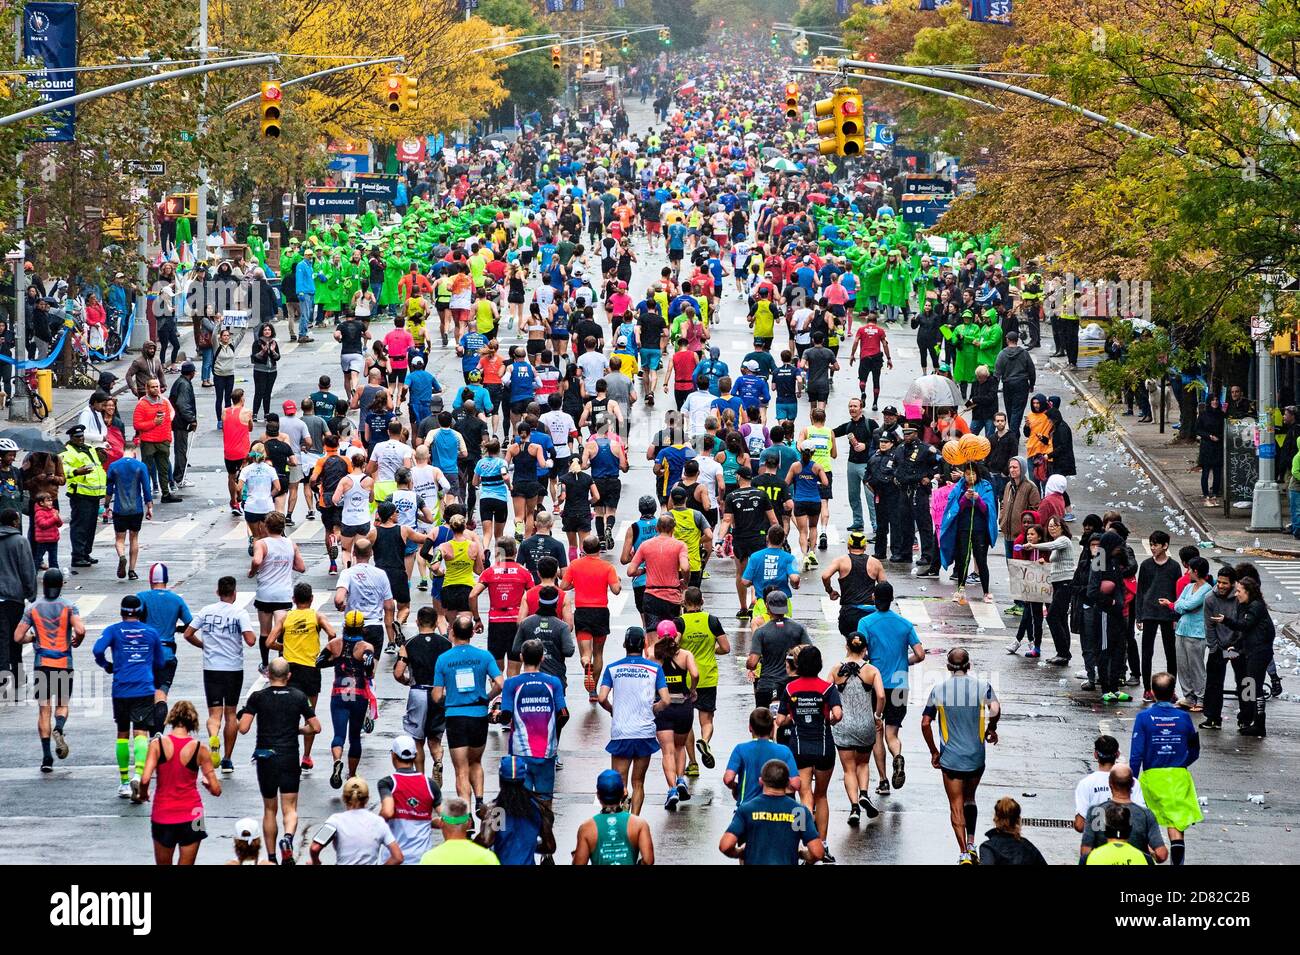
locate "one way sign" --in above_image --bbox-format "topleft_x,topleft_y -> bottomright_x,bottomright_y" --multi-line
126,160 -> 167,177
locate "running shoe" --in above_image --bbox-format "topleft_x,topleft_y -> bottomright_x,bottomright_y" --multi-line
117,781 -> 133,798
736,608 -> 752,619
1025,648 -> 1040,658
300,756 -> 314,773
257,663 -> 268,676
1101,692 -> 1118,704
130,776 -> 144,803
330,760 -> 344,789
209,735 -> 221,767
676,776 -> 690,801
284,516 -> 295,527
384,644 -> 397,656
696,738 -> 715,769
701,569 -> 710,580
685,761 -> 700,778
326,534 -> 338,560
847,805 -> 861,827
587,690 -> 598,704
859,794 -> 879,818
1080,681 -> 1097,691
418,577 -> 429,591
664,789 -> 679,811
363,713 -> 375,734
1142,690 -> 1154,702
876,779 -> 890,796
819,532 -> 828,551
128,570 -> 139,580
306,511 -> 316,520
1005,640 -> 1022,655
279,835 -> 296,865
821,850 -> 836,864
247,535 -> 255,557
959,850 -> 977,865
52,727 -> 68,759
431,761 -> 444,788
220,759 -> 234,775
583,662 -> 595,694
1114,692 -> 1133,702
40,754 -> 54,773
891,754 -> 906,790
117,555 -> 127,579
328,561 -> 338,575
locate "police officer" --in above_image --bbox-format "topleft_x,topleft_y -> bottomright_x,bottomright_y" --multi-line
867,432 -> 902,563
894,424 -> 939,575
59,425 -> 106,569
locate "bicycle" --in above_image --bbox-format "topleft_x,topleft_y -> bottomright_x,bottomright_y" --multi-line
14,366 -> 49,420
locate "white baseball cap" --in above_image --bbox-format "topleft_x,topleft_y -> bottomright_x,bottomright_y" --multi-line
234,818 -> 259,841
391,735 -> 418,761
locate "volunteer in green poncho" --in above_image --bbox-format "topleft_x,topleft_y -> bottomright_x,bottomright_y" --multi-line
946,309 -> 982,393
315,249 -> 344,324
975,308 -> 1004,373
877,248 -> 912,324
380,245 -> 405,313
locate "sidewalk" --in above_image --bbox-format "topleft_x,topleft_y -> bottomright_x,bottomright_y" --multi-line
1055,357 -> 1300,557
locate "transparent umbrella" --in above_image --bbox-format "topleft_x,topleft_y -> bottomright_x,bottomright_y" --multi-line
903,374 -> 963,408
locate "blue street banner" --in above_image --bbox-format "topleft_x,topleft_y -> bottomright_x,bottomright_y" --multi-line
969,0 -> 1012,25
354,174 -> 399,203
571,0 -> 585,10
837,0 -> 850,14
458,0 -> 479,10
22,2 -> 79,143
920,0 -> 953,9
327,152 -> 370,174
545,0 -> 563,11
305,188 -> 361,216
871,122 -> 894,146
614,0 -> 625,7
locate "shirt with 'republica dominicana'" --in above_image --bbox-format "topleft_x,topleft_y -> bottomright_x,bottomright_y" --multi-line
600,653 -> 666,741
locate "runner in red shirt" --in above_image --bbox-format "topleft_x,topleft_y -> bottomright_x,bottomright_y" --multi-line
626,514 -> 690,633
469,537 -> 531,676
561,535 -> 622,701
849,313 -> 893,410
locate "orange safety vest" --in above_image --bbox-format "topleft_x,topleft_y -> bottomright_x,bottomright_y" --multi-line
33,604 -> 73,670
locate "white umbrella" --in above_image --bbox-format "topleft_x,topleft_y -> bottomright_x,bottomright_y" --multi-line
903,375 -> 963,408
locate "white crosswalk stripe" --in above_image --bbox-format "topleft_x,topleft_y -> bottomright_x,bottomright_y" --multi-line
1255,560 -> 1300,601
967,597 -> 1006,631
894,597 -> 930,627
159,519 -> 199,541
290,520 -> 324,542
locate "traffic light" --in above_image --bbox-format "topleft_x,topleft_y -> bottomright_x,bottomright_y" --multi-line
592,49 -> 602,70
259,81 -> 282,138
620,36 -> 630,54
770,30 -> 779,48
581,46 -> 592,69
784,82 -> 800,120
403,75 -> 418,112
660,28 -> 671,45
815,87 -> 865,156
838,87 -> 865,156
384,74 -> 402,114
551,45 -> 562,70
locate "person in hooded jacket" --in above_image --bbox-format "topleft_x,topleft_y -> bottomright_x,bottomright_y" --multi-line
1088,530 -> 1137,703
1046,396 -> 1076,486
978,797 -> 1047,865
1071,516 -> 1103,689
1023,393 -> 1053,488
998,456 -> 1040,559
910,301 -> 943,373
1196,395 -> 1225,508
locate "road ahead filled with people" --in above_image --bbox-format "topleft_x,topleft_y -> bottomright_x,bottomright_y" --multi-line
0,35 -> 1292,868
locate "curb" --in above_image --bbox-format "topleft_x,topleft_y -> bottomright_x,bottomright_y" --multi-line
1054,360 -> 1234,547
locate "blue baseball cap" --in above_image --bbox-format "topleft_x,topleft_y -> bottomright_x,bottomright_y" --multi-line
596,769 -> 625,801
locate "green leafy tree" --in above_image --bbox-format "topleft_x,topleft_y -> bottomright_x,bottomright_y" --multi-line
478,0 -> 564,113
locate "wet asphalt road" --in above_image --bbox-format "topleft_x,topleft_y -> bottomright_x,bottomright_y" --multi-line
1,98 -> 1296,865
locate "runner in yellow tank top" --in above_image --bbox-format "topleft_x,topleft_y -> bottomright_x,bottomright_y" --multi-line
672,587 -> 730,775
266,586 -> 336,768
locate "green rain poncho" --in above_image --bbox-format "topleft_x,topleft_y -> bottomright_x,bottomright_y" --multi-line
975,313 -> 1003,371
947,313 -> 982,384
380,249 -> 405,307
314,257 -> 344,312
877,255 -> 911,309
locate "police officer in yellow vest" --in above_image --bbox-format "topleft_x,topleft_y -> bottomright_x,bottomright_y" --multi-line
60,425 -> 106,569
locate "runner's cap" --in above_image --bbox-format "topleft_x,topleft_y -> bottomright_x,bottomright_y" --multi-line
148,563 -> 169,586
391,735 -> 418,761
596,769 -> 626,801
234,818 -> 258,841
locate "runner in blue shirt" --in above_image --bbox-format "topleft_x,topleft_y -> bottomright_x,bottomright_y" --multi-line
720,758 -> 823,865
771,353 -> 800,421
93,594 -> 163,799
432,614 -> 504,809
724,707 -> 800,804
458,330 -> 489,379
504,346 -> 538,424
742,540 -> 799,600
856,581 -> 924,794
734,365 -> 772,414
135,562 -> 192,732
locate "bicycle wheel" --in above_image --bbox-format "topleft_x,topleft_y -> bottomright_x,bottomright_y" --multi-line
103,329 -> 122,357
29,392 -> 49,420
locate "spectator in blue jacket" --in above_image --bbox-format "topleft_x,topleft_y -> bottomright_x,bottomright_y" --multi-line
294,248 -> 317,341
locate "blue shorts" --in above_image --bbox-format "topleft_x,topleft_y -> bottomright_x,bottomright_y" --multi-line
640,348 -> 663,371
606,737 -> 660,759
516,754 -> 556,799
775,401 -> 798,421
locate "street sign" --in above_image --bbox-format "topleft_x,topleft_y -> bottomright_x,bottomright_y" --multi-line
125,160 -> 166,177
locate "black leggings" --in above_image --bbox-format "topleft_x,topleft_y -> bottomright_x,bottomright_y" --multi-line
955,538 -> 990,594
918,341 -> 940,372
858,361 -> 882,399
252,369 -> 277,418
1140,619 -> 1177,689
330,695 -> 367,758
157,322 -> 182,365
214,374 -> 235,419
1017,600 -> 1044,647
1046,581 -> 1072,659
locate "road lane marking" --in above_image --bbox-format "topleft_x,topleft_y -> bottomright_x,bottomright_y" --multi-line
967,597 -> 1005,631
895,597 -> 930,627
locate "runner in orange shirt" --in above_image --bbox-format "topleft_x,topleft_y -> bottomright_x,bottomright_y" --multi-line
561,535 -> 621,702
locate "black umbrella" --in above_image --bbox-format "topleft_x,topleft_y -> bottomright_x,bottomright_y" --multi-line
0,426 -> 67,454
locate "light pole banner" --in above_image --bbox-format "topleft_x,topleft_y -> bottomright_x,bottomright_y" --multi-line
969,0 -> 1013,25
22,2 -> 79,143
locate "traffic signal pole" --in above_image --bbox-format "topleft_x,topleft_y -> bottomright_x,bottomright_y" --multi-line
221,56 -> 406,113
